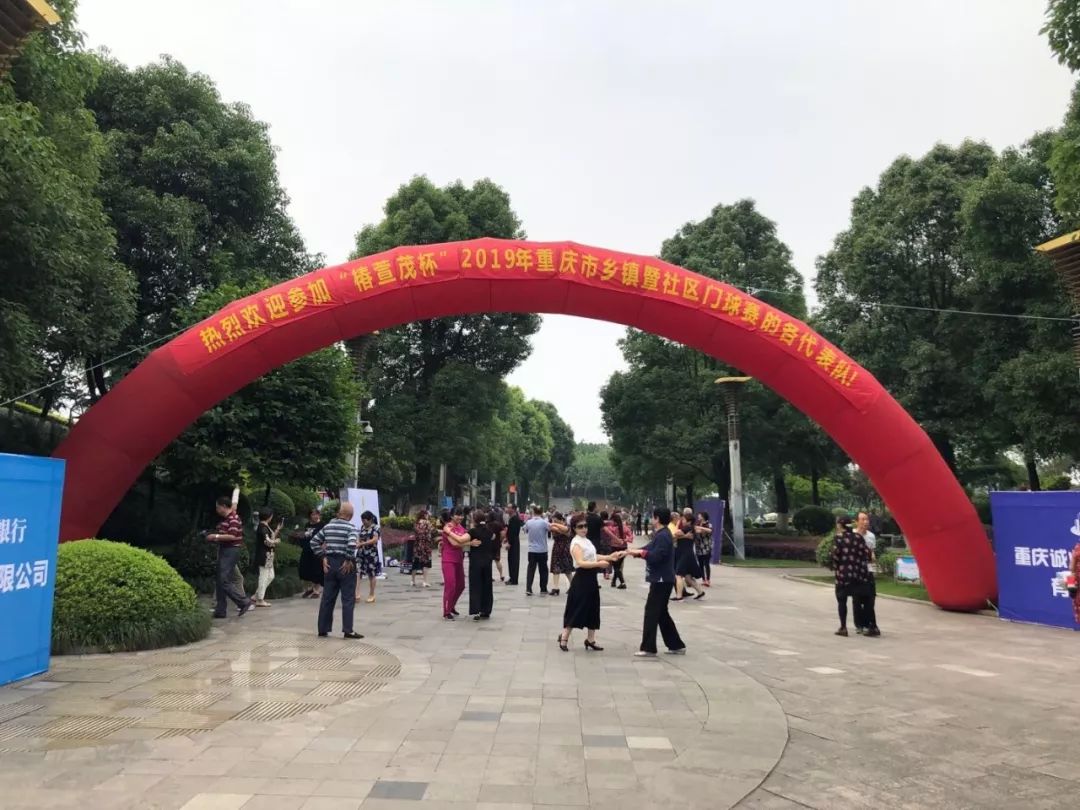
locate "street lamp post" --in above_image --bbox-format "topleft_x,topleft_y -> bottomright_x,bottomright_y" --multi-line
350,399 -> 374,488
715,376 -> 751,560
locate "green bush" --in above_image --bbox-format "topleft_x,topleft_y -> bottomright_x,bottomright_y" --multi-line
167,528 -> 250,583
793,505 -> 834,536
1046,475 -> 1072,491
874,535 -> 892,558
816,534 -> 835,569
53,540 -> 210,654
971,495 -> 992,525
381,515 -> 416,531
832,507 -> 851,518
274,485 -> 317,516
878,551 -> 898,578
320,499 -> 341,523
275,540 -> 301,568
265,488 -> 296,519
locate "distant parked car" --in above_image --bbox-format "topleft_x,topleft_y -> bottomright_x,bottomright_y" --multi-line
753,512 -> 778,528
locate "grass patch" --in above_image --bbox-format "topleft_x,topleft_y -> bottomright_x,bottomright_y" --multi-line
797,574 -> 931,601
720,556 -> 818,568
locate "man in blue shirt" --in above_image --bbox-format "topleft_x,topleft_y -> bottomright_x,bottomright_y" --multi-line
524,505 -> 550,596
628,507 -> 686,656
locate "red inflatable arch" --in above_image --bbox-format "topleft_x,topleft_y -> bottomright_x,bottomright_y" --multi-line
53,238 -> 996,610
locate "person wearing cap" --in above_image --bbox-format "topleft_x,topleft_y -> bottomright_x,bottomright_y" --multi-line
829,514 -> 873,637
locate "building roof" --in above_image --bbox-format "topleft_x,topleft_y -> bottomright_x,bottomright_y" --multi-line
0,0 -> 61,76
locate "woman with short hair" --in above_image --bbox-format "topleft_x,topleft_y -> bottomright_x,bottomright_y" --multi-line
411,509 -> 433,589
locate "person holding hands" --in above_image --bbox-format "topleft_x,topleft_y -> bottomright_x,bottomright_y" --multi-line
557,516 -> 628,652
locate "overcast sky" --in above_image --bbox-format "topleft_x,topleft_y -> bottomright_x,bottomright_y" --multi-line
77,0 -> 1074,443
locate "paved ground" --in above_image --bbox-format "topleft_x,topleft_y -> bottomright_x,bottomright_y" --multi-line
0,549 -> 1078,809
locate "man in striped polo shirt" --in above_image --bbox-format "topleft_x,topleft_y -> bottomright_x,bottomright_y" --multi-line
209,496 -> 255,619
311,502 -> 363,639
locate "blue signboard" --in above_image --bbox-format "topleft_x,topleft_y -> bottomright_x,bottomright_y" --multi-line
693,498 -> 726,564
990,491 -> 1080,631
0,453 -> 65,685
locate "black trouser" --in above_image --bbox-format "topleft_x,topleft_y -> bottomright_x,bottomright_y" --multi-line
469,553 -> 493,616
318,557 -> 357,635
527,551 -> 548,593
698,554 -> 711,582
835,583 -> 851,628
641,581 -> 684,653
215,545 -> 250,616
853,578 -> 877,630
611,555 -> 626,586
506,536 -> 520,584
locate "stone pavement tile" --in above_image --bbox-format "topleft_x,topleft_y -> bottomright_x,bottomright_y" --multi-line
386,751 -> 439,771
421,781 -> 482,802
531,782 -> 589,806
365,780 -> 428,800
296,799 -> 362,810
259,779 -> 322,797
478,784 -> 529,804
349,737 -> 401,753
397,739 -> 447,755
583,747 -> 631,761
733,789 -> 812,809
580,734 -> 626,747
93,771 -> 167,793
179,795 -> 253,810
624,736 -> 671,750
473,804 -> 533,810
241,798 -> 306,810
311,780 -> 375,798
45,762 -> 124,789
341,750 -> 393,774
483,755 -> 537,785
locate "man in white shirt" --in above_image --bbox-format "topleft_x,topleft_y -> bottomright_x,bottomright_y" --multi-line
854,511 -> 880,636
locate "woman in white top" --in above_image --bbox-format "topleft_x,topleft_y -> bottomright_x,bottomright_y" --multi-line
557,516 -> 626,652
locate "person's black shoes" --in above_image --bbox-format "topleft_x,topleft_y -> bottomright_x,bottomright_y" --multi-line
343,631 -> 363,639
318,632 -> 328,637
835,627 -> 849,636
866,628 -> 881,637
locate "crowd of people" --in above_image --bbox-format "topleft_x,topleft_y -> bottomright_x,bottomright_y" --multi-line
203,493 -> 709,656
204,494 -> 899,648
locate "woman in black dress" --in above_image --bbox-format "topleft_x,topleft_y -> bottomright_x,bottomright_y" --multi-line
296,507 -> 325,598
467,508 -> 495,620
557,517 -> 626,652
673,507 -> 704,600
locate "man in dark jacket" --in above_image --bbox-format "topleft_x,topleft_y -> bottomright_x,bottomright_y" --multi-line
628,507 -> 686,657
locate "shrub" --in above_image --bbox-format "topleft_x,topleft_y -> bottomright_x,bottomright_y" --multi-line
381,515 -> 416,531
278,485 -> 320,518
320,499 -> 341,523
275,541 -> 301,568
832,507 -> 851,518
1046,475 -> 1072,491
816,534 -> 835,569
53,540 -> 210,654
167,528 -> 251,583
265,488 -> 296,519
878,551 -> 898,578
793,505 -> 833,536
743,540 -> 817,562
971,495 -> 992,525
874,535 -> 891,558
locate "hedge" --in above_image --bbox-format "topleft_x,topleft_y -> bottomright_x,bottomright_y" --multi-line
53,540 -> 210,654
793,505 -> 833,536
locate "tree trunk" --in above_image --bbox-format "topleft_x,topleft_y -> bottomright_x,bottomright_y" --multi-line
773,471 -> 790,532
930,433 -> 958,476
810,460 -> 821,506
263,482 -> 272,506
1025,457 -> 1041,492
685,483 -> 694,510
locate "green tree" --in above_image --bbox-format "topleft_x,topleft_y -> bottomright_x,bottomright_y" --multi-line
160,281 -> 361,521
84,55 -> 313,397
964,134 -> 1080,485
351,176 -> 541,499
0,0 -> 135,410
602,199 -> 817,520
532,401 -> 575,504
564,443 -> 624,504
1042,0 -> 1080,72
815,141 -> 999,473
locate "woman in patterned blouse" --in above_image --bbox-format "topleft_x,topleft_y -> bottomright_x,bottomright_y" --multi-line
830,515 -> 872,637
